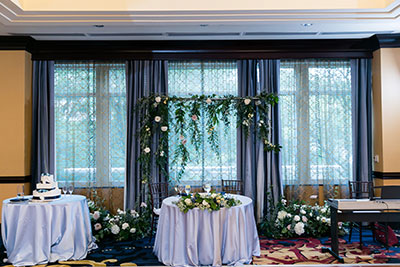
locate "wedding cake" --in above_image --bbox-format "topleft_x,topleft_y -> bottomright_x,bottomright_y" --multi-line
32,173 -> 61,201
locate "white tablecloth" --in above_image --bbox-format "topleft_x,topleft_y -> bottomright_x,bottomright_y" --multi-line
153,195 -> 260,266
1,195 -> 96,266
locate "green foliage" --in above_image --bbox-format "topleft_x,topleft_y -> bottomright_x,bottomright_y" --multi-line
135,92 -> 281,184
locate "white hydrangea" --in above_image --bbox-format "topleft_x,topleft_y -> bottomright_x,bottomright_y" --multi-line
294,215 -> 300,222
277,210 -> 288,220
294,222 -> 305,235
111,224 -> 120,235
122,223 -> 129,230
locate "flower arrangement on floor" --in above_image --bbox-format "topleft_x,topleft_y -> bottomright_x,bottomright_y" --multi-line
259,198 -> 346,238
88,200 -> 151,242
174,192 -> 242,213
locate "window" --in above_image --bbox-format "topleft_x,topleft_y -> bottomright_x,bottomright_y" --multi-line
54,62 -> 126,187
168,61 -> 238,186
280,60 -> 352,189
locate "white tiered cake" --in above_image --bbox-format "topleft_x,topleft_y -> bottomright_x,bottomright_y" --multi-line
33,173 -> 61,201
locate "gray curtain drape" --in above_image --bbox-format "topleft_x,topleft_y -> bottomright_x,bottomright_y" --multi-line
125,60 -> 168,210
237,59 -> 282,221
351,58 -> 373,184
31,61 -> 55,185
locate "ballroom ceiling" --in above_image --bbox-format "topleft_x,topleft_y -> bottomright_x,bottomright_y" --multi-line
0,0 -> 399,40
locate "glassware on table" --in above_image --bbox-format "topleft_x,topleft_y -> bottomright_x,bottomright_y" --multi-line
174,185 -> 179,195
185,185 -> 191,195
203,183 -> 211,194
62,184 -> 68,195
17,184 -> 24,199
68,185 -> 74,195
178,185 -> 184,195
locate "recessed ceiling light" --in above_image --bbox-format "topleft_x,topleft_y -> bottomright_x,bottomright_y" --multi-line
93,25 -> 104,28
301,23 -> 313,27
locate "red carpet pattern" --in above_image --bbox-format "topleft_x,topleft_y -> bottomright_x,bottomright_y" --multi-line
254,237 -> 400,265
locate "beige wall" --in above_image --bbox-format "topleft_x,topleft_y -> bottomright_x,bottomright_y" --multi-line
0,51 -> 32,176
0,51 -> 32,218
372,48 -> 400,173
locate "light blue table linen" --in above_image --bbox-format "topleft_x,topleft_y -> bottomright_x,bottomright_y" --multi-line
1,195 -> 96,266
154,195 -> 260,266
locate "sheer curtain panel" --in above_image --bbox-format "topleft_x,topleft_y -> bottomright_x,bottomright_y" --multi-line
54,62 -> 127,188
280,60 -> 352,200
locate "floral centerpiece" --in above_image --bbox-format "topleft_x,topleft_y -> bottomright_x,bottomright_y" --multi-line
259,198 -> 346,238
174,192 -> 241,213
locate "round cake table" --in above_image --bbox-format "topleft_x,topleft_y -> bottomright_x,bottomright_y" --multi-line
1,195 -> 96,266
153,194 -> 260,267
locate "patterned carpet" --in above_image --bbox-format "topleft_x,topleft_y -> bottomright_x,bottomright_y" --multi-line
1,232 -> 400,266
254,232 -> 400,265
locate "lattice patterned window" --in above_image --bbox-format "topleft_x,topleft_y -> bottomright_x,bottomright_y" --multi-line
54,62 -> 126,187
280,60 -> 353,191
168,61 -> 238,186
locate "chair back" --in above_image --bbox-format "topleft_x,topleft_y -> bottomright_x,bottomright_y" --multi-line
221,179 -> 243,194
348,181 -> 373,199
148,182 -> 169,210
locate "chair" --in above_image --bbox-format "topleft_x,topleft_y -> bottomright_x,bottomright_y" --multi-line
221,179 -> 243,195
348,181 -> 374,248
148,182 -> 169,241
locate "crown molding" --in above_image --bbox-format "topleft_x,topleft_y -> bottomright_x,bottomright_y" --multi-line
375,33 -> 400,48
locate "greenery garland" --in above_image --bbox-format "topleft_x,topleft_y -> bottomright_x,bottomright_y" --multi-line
135,92 -> 281,184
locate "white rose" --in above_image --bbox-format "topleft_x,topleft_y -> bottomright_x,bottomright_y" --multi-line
321,208 -> 327,213
93,211 -> 100,220
161,126 -> 168,132
206,98 -> 212,104
130,228 -> 136,234
287,224 -> 291,230
321,217 -> 327,223
244,98 -> 251,105
144,147 -> 150,153
184,198 -> 192,205
211,193 -> 217,198
300,209 -> 306,214
155,96 -> 161,103
277,210 -> 288,220
309,212 -> 313,217
294,215 -> 300,222
302,216 -> 308,222
154,116 -> 161,122
294,222 -> 305,235
140,202 -> 147,208
130,210 -> 139,218
111,224 -> 120,235
202,200 -> 209,207
122,223 -> 129,230
94,223 -> 102,231
316,216 -> 320,221
287,213 -> 292,218
160,151 -> 165,157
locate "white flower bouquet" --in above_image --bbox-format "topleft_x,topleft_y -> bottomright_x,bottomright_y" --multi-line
174,192 -> 241,213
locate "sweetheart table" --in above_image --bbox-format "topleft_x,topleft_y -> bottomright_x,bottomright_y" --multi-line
1,195 -> 96,266
153,194 -> 260,266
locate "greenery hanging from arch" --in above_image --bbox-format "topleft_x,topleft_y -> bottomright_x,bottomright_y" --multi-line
135,92 -> 281,184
